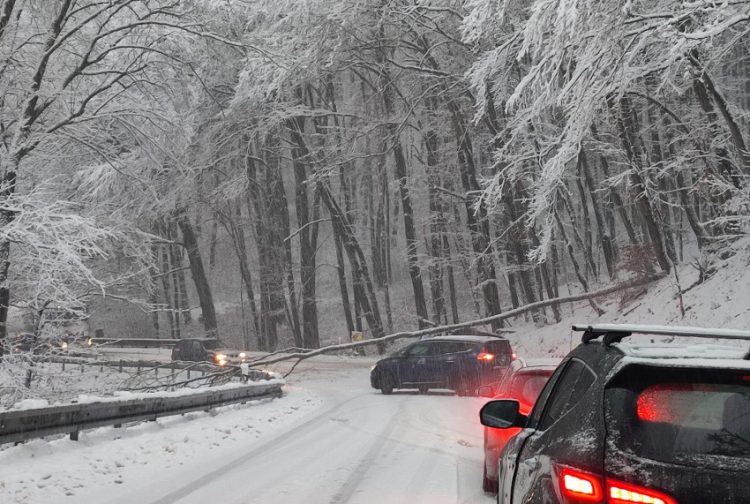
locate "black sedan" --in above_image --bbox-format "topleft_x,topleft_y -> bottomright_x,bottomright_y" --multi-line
370,335 -> 514,396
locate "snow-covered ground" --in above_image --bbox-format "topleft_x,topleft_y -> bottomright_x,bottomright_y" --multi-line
0,356 -> 492,504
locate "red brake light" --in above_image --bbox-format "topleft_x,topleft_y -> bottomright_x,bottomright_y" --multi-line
511,352 -> 517,360
559,468 -> 603,501
477,352 -> 495,362
608,479 -> 677,504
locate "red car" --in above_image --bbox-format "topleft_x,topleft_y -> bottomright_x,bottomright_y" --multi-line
482,359 -> 559,494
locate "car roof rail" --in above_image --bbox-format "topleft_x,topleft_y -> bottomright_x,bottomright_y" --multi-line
573,323 -> 750,347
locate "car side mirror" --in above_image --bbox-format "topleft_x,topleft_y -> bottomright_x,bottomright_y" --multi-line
478,385 -> 494,398
480,400 -> 526,429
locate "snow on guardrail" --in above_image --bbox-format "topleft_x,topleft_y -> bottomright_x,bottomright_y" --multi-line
0,378 -> 284,445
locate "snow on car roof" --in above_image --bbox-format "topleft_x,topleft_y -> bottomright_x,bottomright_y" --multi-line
429,334 -> 507,342
616,342 -> 750,362
514,357 -> 561,370
574,323 -> 750,341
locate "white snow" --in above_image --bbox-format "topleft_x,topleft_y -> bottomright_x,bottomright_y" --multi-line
7,398 -> 50,411
0,356 -> 494,504
505,241 -> 750,358
572,322 -> 750,341
616,356 -> 750,372
616,343 -> 748,360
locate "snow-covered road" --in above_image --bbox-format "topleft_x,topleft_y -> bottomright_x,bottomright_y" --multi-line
0,356 -> 492,504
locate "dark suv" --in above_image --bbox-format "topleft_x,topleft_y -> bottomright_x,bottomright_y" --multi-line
370,335 -> 514,395
480,323 -> 750,504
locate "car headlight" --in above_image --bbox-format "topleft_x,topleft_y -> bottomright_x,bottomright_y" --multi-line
239,352 -> 247,359
61,341 -> 68,350
370,364 -> 377,372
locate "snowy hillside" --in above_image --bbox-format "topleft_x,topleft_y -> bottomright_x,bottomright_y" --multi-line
506,240 -> 750,358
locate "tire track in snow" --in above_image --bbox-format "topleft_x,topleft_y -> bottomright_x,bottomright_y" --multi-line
148,392 -> 366,504
328,396 -> 406,504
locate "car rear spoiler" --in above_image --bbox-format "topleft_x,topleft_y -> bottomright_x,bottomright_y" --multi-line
573,324 -> 750,356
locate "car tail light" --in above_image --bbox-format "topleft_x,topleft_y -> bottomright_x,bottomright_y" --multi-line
608,479 -> 676,504
477,352 -> 495,362
559,468 -> 602,501
511,352 -> 517,360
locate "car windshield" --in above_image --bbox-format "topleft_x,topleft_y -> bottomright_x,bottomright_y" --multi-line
3,1 -> 750,502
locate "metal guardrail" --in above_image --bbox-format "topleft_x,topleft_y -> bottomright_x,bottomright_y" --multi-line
0,381 -> 283,445
88,337 -> 180,348
40,356 -> 227,374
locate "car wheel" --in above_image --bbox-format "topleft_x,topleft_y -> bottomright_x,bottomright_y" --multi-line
450,375 -> 467,396
418,386 -> 428,394
380,375 -> 395,395
482,465 -> 498,494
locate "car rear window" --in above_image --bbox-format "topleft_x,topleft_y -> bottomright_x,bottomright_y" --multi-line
605,365 -> 750,467
484,340 -> 512,365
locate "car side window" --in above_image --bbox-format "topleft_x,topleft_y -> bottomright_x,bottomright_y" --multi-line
537,359 -> 596,431
437,342 -> 462,355
406,342 -> 432,357
526,363 -> 568,428
192,340 -> 203,353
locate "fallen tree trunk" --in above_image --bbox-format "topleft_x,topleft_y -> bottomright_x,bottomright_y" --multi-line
251,273 -> 666,372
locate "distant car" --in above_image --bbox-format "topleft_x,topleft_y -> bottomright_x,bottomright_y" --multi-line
481,323 -> 750,504
370,335 -> 514,395
482,361 -> 558,494
171,338 -> 248,366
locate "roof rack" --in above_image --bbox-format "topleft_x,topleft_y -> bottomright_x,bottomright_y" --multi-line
573,323 -> 750,347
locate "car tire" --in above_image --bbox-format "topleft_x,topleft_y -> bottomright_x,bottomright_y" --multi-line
450,375 -> 467,396
418,386 -> 428,394
482,465 -> 498,495
380,375 -> 395,395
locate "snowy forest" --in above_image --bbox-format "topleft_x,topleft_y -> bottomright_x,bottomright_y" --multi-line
1,0 -> 749,353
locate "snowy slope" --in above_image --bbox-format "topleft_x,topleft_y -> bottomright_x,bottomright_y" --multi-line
506,240 -> 750,358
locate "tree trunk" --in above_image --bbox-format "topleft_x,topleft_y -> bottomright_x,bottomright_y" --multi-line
176,213 -> 217,337
580,149 -> 616,279
380,68 -> 429,327
591,124 -> 639,246
554,210 -> 605,316
0,170 -> 15,345
612,96 -> 671,273
245,143 -> 281,351
333,222 -> 355,338
288,115 -> 320,349
318,182 -> 385,348
446,99 -> 503,327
